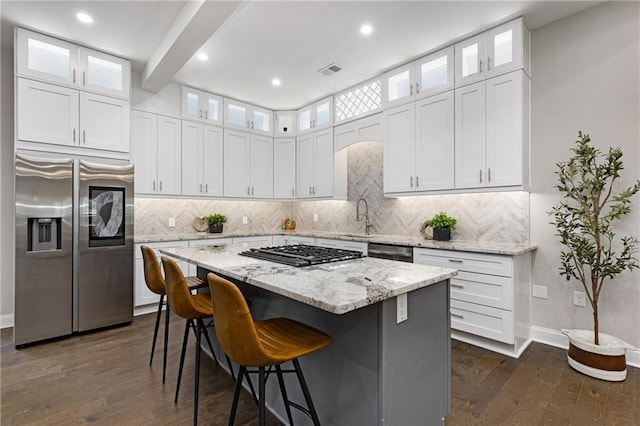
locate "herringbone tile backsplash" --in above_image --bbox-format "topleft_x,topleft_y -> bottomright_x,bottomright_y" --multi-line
136,141 -> 529,243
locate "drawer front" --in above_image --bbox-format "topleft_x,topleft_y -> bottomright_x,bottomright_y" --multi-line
450,299 -> 514,344
450,271 -> 513,310
414,248 -> 512,277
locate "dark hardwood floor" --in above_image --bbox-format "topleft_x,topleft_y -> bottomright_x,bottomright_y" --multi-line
1,313 -> 638,425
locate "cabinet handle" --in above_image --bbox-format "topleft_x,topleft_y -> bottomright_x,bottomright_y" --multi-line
251,121 -> 254,130
246,120 -> 250,128
83,130 -> 86,144
479,59 -> 484,73
73,129 -> 76,142
205,110 -> 208,119
410,83 -> 413,96
251,187 -> 254,195
479,169 -> 483,183
205,184 -> 208,193
451,312 -> 465,319
487,57 -> 492,71
200,184 -> 203,193
159,181 -> 163,191
83,71 -> 86,86
313,186 -> 316,194
451,283 -> 465,289
153,180 -> 156,191
73,69 -> 76,83
199,109 -> 203,118
410,176 -> 413,188
309,186 -> 312,195
292,188 -> 295,196
247,186 -> 250,195
448,259 -> 463,263
488,168 -> 492,182
416,82 -> 420,93
416,176 -> 419,187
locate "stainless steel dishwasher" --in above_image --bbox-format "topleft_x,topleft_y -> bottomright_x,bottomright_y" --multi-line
367,242 -> 413,263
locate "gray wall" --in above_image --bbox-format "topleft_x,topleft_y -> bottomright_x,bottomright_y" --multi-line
530,1 -> 640,347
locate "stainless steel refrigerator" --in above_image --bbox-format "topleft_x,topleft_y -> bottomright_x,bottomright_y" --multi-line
15,153 -> 134,345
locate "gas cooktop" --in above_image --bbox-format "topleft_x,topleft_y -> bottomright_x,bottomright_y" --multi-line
239,244 -> 364,267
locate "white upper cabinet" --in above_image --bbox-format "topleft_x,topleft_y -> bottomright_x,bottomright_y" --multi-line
224,99 -> 273,135
296,128 -> 334,198
455,70 -> 526,189
16,28 -> 130,99
455,18 -> 529,86
181,122 -> 223,197
79,92 -> 129,152
181,86 -> 223,126
273,138 -> 296,199
223,129 -> 273,198
297,97 -> 333,135
383,46 -> 454,108
274,111 -> 296,136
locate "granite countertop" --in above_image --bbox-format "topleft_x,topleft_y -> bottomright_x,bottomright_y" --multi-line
138,230 -> 536,256
159,244 -> 457,315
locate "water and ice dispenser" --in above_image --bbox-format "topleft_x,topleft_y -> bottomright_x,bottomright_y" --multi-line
27,217 -> 62,252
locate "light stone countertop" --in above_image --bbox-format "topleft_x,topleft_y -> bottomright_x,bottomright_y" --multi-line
138,230 -> 536,256
159,244 -> 458,315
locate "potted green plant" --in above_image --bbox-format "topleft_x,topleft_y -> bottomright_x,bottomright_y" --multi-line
205,213 -> 227,233
549,131 -> 639,381
422,212 -> 457,241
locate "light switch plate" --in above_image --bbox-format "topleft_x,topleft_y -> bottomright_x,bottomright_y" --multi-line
242,216 -> 248,225
168,217 -> 175,227
313,213 -> 318,222
397,293 -> 408,323
532,285 -> 547,299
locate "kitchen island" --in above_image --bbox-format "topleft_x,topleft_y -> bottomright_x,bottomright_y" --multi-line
161,244 -> 457,426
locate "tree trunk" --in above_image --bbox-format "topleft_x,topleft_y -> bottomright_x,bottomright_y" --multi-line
593,304 -> 599,345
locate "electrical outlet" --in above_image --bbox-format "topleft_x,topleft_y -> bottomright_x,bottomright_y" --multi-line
573,291 -> 586,307
242,216 -> 248,225
168,217 -> 175,227
532,285 -> 547,299
313,213 -> 318,222
397,293 -> 408,323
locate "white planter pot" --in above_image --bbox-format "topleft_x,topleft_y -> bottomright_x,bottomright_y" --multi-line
562,329 -> 636,381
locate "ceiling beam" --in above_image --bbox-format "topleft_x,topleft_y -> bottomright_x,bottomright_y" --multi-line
140,0 -> 244,92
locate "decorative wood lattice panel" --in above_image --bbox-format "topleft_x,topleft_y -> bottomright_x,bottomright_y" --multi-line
335,80 -> 381,122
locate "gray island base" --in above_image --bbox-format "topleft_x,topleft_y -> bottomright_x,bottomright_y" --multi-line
160,245 -> 456,426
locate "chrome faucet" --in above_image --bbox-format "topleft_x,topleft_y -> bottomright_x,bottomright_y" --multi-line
356,198 -> 374,235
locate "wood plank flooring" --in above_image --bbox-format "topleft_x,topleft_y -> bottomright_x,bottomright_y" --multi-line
2,313 -> 638,425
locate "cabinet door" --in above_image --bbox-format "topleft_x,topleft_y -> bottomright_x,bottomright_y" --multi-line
16,28 -> 78,87
455,82 -> 486,189
79,92 -> 129,152
486,71 -> 523,187
416,46 -> 454,99
455,33 -> 486,86
486,19 -> 523,78
383,63 -> 415,108
296,134 -> 315,198
182,86 -> 204,121
202,93 -> 223,125
130,110 -> 158,194
181,121 -> 204,196
251,106 -> 273,135
415,92 -> 454,191
134,257 -> 159,307
223,129 -> 250,197
202,125 -> 224,196
297,106 -> 313,135
156,116 -> 182,195
273,138 -> 297,198
313,98 -> 333,130
17,78 -> 79,146
250,135 -> 273,198
225,100 -> 250,130
383,102 -> 415,193
275,111 -> 296,136
79,48 -> 130,99
313,129 -> 334,197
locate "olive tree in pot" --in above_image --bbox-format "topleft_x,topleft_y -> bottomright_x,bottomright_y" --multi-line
549,131 -> 640,381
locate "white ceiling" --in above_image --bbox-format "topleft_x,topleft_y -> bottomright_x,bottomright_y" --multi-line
1,1 -> 601,110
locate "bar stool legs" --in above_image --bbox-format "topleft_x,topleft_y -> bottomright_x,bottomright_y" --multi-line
149,293 -> 170,385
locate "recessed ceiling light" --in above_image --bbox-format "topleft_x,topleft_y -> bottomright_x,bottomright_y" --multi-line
197,53 -> 208,61
360,24 -> 373,35
271,78 -> 281,86
76,12 -> 94,24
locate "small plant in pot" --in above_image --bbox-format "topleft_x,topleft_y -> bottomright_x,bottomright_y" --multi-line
549,131 -> 640,381
205,213 -> 227,233
422,212 -> 457,241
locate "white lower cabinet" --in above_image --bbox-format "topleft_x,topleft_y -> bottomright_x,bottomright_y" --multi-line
414,247 -> 531,357
134,242 -> 188,308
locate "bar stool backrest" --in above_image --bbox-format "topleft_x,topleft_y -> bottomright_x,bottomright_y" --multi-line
141,246 -> 166,295
207,273 -> 272,367
162,256 -> 204,320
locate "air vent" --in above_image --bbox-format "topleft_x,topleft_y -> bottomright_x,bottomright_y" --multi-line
318,63 -> 342,76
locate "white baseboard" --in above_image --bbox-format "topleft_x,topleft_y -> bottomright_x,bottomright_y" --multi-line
531,325 -> 640,369
133,305 -> 162,317
1,314 -> 14,329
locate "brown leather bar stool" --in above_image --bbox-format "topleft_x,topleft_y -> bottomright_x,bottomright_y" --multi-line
162,256 -> 234,426
141,246 -> 206,384
207,272 -> 332,426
